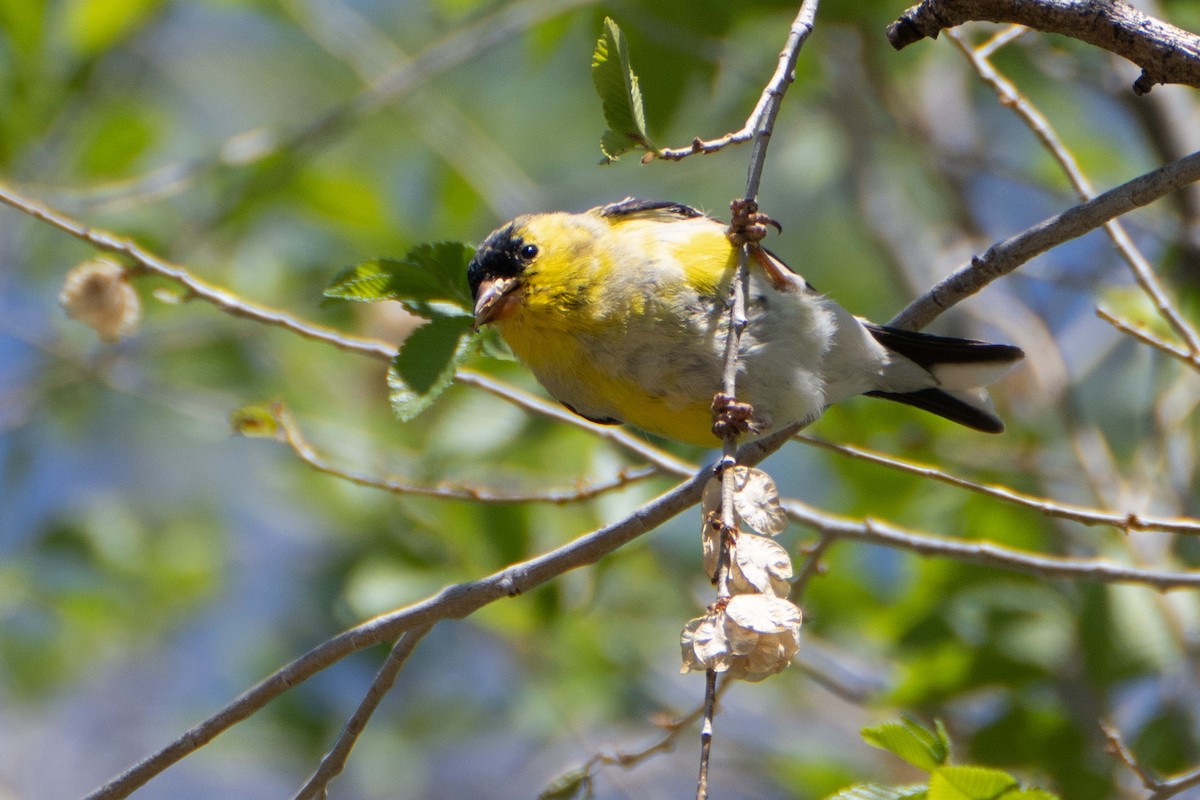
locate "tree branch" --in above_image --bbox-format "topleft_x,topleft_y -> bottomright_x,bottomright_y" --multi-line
783,500 -> 1200,591
946,27 -> 1200,356
797,435 -> 1200,535
1097,306 -> 1200,372
292,626 -> 432,800
81,426 -> 799,800
697,5 -> 819,797
887,0 -> 1200,95
656,0 -> 816,162
268,401 -> 661,504
0,183 -> 396,362
1103,723 -> 1200,800
888,149 -> 1200,331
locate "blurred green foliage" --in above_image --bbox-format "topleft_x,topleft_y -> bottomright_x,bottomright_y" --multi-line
2,1 -> 1199,799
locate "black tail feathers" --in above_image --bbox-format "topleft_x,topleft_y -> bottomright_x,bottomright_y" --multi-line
864,323 -> 1024,433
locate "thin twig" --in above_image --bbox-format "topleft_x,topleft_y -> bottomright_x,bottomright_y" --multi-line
542,680 -> 733,797
695,6 -> 820,797
270,402 -> 660,504
1103,722 -> 1200,800
293,626 -> 432,800
888,148 -> 1200,331
1097,306 -> 1200,372
783,499 -> 1200,591
280,0 -> 540,220
791,532 -> 836,601
656,1 -> 816,163
796,434 -> 1200,535
975,23 -> 1026,58
0,183 -> 396,362
947,27 -> 1200,356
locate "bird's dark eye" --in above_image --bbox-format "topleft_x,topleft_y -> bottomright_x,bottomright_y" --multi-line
519,243 -> 539,260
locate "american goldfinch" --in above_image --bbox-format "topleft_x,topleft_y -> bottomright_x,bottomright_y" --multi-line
468,198 -> 1022,447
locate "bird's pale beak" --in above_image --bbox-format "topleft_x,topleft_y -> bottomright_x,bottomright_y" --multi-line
472,276 -> 519,330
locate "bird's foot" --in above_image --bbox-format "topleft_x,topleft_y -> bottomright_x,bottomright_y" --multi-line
726,198 -> 781,247
711,393 -> 759,440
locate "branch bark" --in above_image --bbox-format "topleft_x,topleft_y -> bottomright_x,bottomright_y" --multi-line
887,0 -> 1200,95
889,149 -> 1200,331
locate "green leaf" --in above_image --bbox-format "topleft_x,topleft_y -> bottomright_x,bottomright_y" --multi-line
323,260 -> 399,303
591,17 -> 654,163
476,325 -> 515,361
824,784 -> 928,800
1000,791 -> 1059,800
297,168 -> 388,233
62,0 -> 165,56
325,242 -> 475,311
928,766 -> 1017,800
861,717 -> 951,772
78,102 -> 159,178
229,404 -> 281,439
387,316 -> 476,422
538,766 -> 592,799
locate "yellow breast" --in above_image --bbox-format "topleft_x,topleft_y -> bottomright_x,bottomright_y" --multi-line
494,211 -> 739,446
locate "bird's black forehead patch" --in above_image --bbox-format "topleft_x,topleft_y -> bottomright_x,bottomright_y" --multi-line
467,223 -> 527,300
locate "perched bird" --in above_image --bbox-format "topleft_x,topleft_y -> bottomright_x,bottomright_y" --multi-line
468,198 -> 1023,447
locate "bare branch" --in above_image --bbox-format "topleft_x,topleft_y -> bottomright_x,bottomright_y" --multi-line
887,0 -> 1200,95
293,626 -> 432,800
269,402 -> 660,504
657,0 -> 817,163
0,183 -> 396,362
1103,723 -> 1200,800
696,7 -> 821,797
1097,306 -> 1200,372
543,680 -> 733,798
783,500 -> 1200,591
888,149 -> 1200,331
947,27 -> 1200,356
797,435 -> 1200,535
791,532 -> 836,600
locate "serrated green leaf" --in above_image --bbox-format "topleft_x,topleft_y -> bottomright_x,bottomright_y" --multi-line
823,783 -> 928,800
400,241 -> 476,308
591,17 -> 654,163
400,299 -> 474,321
862,717 -> 951,772
928,766 -> 1017,800
324,260 -> 405,303
472,325 -> 513,361
933,719 -> 953,762
324,242 -> 474,311
387,316 -> 476,422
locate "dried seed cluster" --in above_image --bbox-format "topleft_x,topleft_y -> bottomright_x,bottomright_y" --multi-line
681,467 -> 802,682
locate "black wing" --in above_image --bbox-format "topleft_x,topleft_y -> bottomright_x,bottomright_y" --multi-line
864,323 -> 1024,370
597,198 -> 706,221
